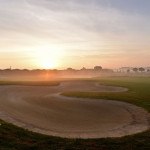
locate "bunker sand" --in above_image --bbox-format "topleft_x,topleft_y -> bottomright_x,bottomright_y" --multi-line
0,81 -> 149,138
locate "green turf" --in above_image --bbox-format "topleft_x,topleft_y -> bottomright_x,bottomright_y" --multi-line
62,77 -> 150,112
0,81 -> 60,86
0,77 -> 150,150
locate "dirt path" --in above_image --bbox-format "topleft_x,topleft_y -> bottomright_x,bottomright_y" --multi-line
0,81 -> 149,138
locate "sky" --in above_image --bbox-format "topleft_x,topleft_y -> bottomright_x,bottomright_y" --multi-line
0,0 -> 150,69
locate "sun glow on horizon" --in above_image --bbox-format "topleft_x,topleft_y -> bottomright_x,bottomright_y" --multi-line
31,45 -> 64,69
40,59 -> 58,69
0,1 -> 150,69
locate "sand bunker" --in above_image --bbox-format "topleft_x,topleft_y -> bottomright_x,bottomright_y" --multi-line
0,81 -> 150,138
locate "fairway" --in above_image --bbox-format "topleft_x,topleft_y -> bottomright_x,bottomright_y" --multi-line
0,80 -> 150,139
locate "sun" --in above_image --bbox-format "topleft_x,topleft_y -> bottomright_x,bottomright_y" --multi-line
33,47 -> 62,69
41,59 -> 57,69
31,45 -> 65,69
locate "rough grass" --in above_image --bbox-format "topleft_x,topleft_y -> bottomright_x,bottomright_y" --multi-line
0,81 -> 60,86
0,77 -> 150,150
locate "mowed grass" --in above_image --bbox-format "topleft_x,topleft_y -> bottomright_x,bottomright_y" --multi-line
0,78 -> 150,150
0,81 -> 60,86
62,77 -> 150,112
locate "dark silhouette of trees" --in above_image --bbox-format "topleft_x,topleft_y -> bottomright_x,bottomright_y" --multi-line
127,69 -> 130,72
67,68 -> 74,71
133,68 -> 138,72
94,66 -> 102,71
81,67 -> 86,71
139,67 -> 145,72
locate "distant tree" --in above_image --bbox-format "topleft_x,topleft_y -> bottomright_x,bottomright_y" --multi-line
67,68 -> 72,70
81,67 -> 86,71
139,67 -> 145,72
94,66 -> 102,71
147,69 -> 150,72
67,68 -> 75,72
133,68 -> 138,72
23,69 -> 29,71
127,69 -> 130,73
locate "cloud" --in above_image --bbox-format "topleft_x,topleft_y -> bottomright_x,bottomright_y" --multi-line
0,0 -> 150,68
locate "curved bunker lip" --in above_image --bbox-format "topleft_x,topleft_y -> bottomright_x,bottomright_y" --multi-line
0,81 -> 149,139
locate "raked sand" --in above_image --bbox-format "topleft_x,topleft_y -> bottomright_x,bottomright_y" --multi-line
0,81 -> 150,138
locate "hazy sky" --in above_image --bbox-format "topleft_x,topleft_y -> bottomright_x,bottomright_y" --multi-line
0,0 -> 150,69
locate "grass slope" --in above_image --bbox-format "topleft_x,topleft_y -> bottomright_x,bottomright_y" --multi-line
0,78 -> 150,150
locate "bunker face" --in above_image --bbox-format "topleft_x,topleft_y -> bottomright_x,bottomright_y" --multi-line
0,81 -> 149,138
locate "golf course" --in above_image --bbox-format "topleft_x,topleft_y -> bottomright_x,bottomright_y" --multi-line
0,77 -> 150,150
